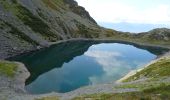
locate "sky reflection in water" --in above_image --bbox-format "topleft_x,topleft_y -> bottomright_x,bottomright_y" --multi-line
25,43 -> 156,94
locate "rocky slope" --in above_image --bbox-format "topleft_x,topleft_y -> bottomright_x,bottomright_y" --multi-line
0,0 -> 104,59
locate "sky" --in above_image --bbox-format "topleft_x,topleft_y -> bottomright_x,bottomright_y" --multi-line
76,0 -> 170,25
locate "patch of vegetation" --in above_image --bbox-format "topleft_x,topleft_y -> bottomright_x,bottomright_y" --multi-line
77,24 -> 89,37
0,0 -> 11,10
37,8 -> 47,20
42,0 -> 66,11
35,96 -> 59,100
73,84 -> 170,100
123,57 -> 170,82
0,61 -> 17,77
116,78 -> 170,91
73,20 -> 99,38
11,0 -> 17,4
73,93 -> 170,100
143,83 -> 170,95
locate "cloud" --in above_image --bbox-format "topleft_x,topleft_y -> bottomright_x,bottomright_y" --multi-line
84,49 -> 150,84
84,50 -> 122,58
85,50 -> 131,84
76,0 -> 170,24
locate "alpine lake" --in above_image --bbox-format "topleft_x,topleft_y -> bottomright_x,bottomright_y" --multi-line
8,40 -> 169,94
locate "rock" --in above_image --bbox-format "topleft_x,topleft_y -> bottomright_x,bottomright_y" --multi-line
36,46 -> 41,49
0,61 -> 30,93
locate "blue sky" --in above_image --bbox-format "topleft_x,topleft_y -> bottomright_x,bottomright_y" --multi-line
76,0 -> 170,25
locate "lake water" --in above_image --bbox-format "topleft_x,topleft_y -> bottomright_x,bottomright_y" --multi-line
9,40 -> 169,94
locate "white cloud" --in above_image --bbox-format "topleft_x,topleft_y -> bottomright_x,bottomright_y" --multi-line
84,50 -> 122,58
85,50 -> 131,84
76,0 -> 170,24
84,49 -> 149,84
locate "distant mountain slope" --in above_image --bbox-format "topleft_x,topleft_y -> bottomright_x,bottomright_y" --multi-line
105,28 -> 170,47
137,28 -> 170,41
99,22 -> 170,33
0,0 -> 104,59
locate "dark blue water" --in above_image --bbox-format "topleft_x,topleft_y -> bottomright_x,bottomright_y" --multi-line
9,41 -> 169,94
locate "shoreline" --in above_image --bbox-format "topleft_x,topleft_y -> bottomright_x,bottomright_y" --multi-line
1,51 -> 169,100
5,38 -> 170,60
117,51 -> 170,83
51,38 -> 170,49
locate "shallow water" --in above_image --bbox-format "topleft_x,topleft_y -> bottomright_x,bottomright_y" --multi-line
9,41 -> 169,94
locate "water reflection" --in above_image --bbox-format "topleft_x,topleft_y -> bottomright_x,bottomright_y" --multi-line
8,40 -> 169,94
85,43 -> 154,84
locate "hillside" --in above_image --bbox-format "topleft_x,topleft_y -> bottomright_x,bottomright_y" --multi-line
105,28 -> 170,47
0,0 -> 104,59
137,28 -> 170,42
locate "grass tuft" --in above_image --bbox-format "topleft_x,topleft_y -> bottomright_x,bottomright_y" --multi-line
0,61 -> 17,77
35,96 -> 59,100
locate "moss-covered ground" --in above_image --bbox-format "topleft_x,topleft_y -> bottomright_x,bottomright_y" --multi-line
0,61 -> 17,77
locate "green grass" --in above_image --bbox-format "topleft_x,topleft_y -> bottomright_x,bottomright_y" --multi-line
73,84 -> 170,100
123,57 -> 170,82
115,78 -> 170,91
143,83 -> 170,94
0,61 -> 17,77
35,96 -> 59,100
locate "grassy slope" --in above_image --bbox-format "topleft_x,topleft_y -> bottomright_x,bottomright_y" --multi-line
72,56 -> 170,100
124,57 -> 170,82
